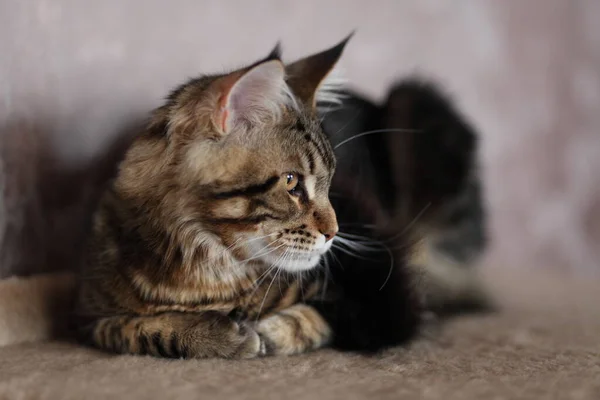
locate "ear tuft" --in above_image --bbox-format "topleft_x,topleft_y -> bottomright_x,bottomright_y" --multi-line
267,41 -> 282,61
285,32 -> 354,110
315,67 -> 347,112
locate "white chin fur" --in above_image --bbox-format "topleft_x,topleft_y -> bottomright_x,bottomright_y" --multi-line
275,237 -> 334,272
260,248 -> 324,272
274,254 -> 323,272
248,235 -> 333,272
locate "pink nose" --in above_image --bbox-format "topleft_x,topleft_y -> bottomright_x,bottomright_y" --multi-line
320,225 -> 338,242
313,207 -> 338,242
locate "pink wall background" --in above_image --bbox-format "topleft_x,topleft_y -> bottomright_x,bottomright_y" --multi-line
1,1 -> 599,277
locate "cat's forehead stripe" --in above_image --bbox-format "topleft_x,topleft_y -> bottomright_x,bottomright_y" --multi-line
302,131 -> 334,172
293,119 -> 306,132
306,150 -> 316,174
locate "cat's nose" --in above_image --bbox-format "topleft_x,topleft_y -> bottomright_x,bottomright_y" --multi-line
313,204 -> 338,242
320,225 -> 338,242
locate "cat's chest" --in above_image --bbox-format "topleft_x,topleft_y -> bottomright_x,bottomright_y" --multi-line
129,268 -> 322,319
240,275 -> 323,319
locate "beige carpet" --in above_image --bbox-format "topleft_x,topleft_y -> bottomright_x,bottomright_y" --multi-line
1,269 -> 599,400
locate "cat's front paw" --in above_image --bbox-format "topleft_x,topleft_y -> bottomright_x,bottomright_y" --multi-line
255,304 -> 332,356
227,321 -> 267,359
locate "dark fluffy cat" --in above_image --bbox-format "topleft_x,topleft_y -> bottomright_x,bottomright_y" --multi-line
317,78 -> 489,351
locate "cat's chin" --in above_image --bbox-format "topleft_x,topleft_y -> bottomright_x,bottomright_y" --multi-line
274,254 -> 323,272
257,249 -> 325,272
246,236 -> 333,272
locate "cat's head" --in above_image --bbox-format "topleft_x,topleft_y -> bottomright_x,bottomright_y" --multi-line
118,36 -> 351,273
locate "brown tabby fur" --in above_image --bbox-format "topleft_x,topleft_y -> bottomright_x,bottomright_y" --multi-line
72,38 -> 351,358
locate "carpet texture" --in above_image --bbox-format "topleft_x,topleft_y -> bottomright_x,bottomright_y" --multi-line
1,269 -> 598,400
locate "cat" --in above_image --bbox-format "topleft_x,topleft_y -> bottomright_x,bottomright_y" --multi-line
71,35 -> 424,358
321,78 -> 490,326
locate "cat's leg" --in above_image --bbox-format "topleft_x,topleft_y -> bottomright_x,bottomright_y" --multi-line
82,311 -> 265,359
255,304 -> 332,356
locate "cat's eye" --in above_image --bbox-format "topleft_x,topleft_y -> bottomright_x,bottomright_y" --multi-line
285,173 -> 300,194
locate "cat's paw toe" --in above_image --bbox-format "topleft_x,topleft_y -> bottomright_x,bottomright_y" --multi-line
229,322 -> 265,359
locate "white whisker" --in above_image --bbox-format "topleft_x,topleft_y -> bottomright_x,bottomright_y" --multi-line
335,235 -> 383,252
238,240 -> 285,264
331,242 -> 372,260
334,128 -> 419,150
329,249 -> 343,270
334,233 -> 395,291
252,264 -> 278,289
379,202 -> 432,245
255,254 -> 286,320
211,232 -> 279,264
244,264 -> 279,311
320,252 -> 332,300
378,243 -> 395,291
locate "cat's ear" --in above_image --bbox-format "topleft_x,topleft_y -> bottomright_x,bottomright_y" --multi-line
213,45 -> 293,135
285,33 -> 353,110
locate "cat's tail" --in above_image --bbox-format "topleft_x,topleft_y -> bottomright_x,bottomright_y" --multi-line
409,239 -> 493,315
0,272 -> 75,347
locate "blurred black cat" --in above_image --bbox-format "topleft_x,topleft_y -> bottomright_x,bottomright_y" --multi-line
313,78 -> 489,351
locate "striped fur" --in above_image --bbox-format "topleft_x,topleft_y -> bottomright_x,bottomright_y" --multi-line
72,38 -> 351,359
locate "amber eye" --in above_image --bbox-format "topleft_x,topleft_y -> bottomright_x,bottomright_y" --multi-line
285,173 -> 299,194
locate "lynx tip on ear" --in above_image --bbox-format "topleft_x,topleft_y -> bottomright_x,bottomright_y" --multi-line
267,41 -> 283,61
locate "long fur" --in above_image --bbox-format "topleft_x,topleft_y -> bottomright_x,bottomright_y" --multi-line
68,38 -> 379,359
322,77 -> 490,319
315,67 -> 347,111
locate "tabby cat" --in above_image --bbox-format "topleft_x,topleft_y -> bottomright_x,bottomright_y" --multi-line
72,35 -> 422,358
72,31 -> 492,358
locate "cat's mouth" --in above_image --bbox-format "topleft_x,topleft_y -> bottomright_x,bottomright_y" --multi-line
244,238 -> 332,272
